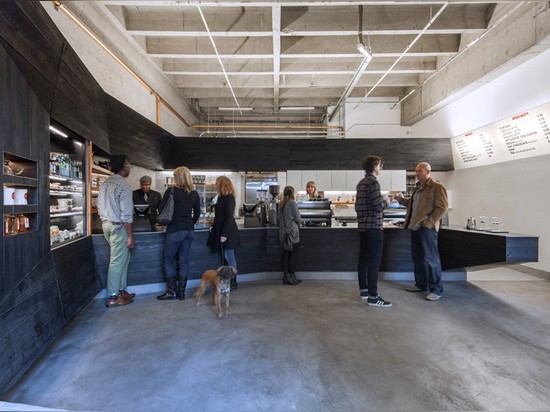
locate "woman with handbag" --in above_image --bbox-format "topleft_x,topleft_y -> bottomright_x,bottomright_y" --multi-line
210,176 -> 241,289
277,186 -> 302,285
157,166 -> 201,300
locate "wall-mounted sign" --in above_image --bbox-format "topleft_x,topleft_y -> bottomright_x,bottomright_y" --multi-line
451,101 -> 550,169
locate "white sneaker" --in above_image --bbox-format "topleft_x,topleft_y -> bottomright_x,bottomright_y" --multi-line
425,293 -> 442,301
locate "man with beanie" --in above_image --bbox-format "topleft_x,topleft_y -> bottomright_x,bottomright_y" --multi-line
98,155 -> 135,308
133,175 -> 162,228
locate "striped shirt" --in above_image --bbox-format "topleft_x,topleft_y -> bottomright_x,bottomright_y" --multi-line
98,174 -> 133,224
355,173 -> 386,230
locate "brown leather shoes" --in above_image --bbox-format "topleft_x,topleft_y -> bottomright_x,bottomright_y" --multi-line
105,296 -> 133,308
119,290 -> 136,299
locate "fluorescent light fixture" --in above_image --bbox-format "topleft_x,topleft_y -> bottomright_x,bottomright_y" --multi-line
218,107 -> 253,111
73,141 -> 83,147
356,43 -> 373,62
49,125 -> 68,138
280,106 -> 316,111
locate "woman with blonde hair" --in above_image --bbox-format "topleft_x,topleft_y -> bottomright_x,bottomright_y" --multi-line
306,181 -> 320,199
209,176 -> 241,289
157,166 -> 201,300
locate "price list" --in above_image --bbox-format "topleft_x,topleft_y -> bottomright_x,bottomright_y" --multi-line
452,102 -> 550,170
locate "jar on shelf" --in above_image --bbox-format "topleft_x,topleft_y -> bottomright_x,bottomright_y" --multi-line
17,214 -> 29,233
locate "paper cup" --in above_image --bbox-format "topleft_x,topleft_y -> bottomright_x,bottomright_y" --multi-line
3,187 -> 15,205
14,188 -> 28,205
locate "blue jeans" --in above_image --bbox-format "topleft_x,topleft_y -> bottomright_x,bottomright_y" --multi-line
411,227 -> 444,295
163,230 -> 194,280
223,248 -> 238,269
357,229 -> 384,297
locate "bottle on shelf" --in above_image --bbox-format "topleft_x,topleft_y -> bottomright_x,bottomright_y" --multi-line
17,213 -> 29,233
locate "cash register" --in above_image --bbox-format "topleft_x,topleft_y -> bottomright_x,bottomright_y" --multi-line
133,204 -> 152,232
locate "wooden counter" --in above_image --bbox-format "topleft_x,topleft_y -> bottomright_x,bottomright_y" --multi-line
91,226 -> 538,288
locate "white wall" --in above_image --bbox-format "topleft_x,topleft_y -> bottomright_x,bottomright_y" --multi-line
419,48 -> 550,273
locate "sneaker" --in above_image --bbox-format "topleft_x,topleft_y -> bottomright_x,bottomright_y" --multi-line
367,296 -> 392,308
406,285 -> 425,292
425,293 -> 442,301
360,291 -> 369,300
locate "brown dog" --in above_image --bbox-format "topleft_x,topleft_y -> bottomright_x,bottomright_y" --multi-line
194,266 -> 238,319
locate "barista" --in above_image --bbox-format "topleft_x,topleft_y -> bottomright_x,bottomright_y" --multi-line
306,181 -> 321,199
132,175 -> 162,227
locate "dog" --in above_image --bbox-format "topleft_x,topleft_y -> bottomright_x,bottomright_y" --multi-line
194,266 -> 238,319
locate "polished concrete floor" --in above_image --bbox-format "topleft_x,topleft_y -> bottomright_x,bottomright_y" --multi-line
3,277 -> 550,411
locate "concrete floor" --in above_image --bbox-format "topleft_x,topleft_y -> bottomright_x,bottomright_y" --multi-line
3,278 -> 550,411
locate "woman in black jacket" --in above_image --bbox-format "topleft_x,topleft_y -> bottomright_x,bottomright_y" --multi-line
157,166 -> 201,301
210,176 -> 241,289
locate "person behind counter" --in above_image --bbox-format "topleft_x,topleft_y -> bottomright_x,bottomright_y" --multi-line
355,155 -> 391,308
98,155 -> 135,308
132,175 -> 162,228
157,166 -> 201,301
394,161 -> 448,301
277,186 -> 302,286
305,181 -> 321,199
210,176 -> 241,290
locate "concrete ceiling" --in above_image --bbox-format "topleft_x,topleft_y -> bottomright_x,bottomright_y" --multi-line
68,1 -> 548,134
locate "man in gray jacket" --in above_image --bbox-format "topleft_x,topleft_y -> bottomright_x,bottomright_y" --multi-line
395,162 -> 448,301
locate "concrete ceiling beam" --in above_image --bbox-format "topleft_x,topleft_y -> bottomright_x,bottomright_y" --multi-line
280,4 -> 490,31
401,2 -> 550,126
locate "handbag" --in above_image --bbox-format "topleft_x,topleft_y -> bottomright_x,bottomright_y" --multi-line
281,204 -> 294,252
282,233 -> 294,252
157,188 -> 174,225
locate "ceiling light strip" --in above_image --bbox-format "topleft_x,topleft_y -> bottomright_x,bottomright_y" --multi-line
392,1 -> 527,109
190,124 -> 343,130
357,2 -> 449,107
196,5 -> 242,114
52,1 -> 191,128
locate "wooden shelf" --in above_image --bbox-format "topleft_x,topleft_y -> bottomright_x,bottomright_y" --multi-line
3,229 -> 38,238
3,175 -> 38,187
3,204 -> 38,214
91,164 -> 111,175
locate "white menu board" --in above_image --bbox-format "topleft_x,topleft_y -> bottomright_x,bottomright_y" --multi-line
451,101 -> 550,169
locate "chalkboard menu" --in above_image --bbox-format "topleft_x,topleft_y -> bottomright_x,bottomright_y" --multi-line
451,102 -> 550,170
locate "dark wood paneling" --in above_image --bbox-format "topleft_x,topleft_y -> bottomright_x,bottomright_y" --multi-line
51,42 -> 109,152
166,137 -> 454,171
52,237 -> 101,323
106,95 -> 175,170
0,254 -> 64,395
0,2 -> 109,151
93,228 -> 539,287
439,229 -> 539,270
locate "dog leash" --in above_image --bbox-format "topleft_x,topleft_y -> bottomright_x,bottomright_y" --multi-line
220,241 -> 225,266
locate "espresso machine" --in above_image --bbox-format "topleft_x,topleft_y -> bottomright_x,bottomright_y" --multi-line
268,185 -> 280,227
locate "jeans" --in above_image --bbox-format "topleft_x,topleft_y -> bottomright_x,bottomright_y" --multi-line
163,230 -> 194,280
282,241 -> 300,274
357,229 -> 384,297
223,248 -> 238,269
102,221 -> 131,296
411,226 -> 444,295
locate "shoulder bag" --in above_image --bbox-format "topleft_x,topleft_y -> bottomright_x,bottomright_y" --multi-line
157,188 -> 174,225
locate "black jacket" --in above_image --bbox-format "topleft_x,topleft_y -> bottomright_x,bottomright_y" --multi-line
158,188 -> 201,233
211,195 -> 241,250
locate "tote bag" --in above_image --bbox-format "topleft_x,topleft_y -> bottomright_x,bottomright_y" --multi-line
157,188 -> 174,225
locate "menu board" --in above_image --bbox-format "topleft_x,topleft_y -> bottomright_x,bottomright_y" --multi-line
451,101 -> 550,169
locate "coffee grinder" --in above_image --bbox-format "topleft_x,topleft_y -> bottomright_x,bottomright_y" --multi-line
268,185 -> 280,226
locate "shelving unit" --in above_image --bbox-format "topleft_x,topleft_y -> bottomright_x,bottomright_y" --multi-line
405,172 -> 417,197
49,125 -> 87,248
3,152 -> 38,236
